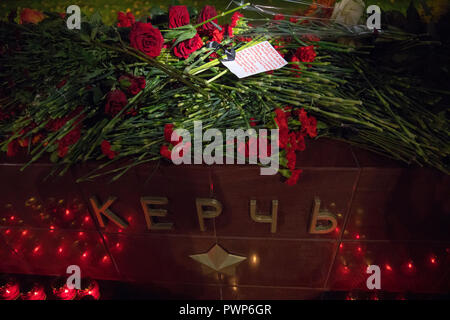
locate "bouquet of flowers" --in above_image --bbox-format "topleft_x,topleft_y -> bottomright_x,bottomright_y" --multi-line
0,1 -> 448,185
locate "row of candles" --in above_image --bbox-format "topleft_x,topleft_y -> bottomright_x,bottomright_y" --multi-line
0,276 -> 100,300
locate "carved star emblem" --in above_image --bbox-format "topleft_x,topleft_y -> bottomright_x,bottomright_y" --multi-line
190,244 -> 246,275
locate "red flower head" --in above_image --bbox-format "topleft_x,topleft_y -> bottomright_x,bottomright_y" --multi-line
299,108 -> 318,138
119,75 -> 146,96
231,12 -> 244,28
290,55 -> 302,77
273,14 -> 285,21
289,16 -> 299,24
274,108 -> 289,149
56,79 -> 67,89
295,45 -> 317,63
101,140 -> 118,159
160,145 -> 172,160
211,27 -> 224,43
20,8 -> 45,24
197,5 -> 218,36
164,124 -> 174,142
57,126 -> 81,158
303,34 -> 320,42
7,140 -> 19,157
105,90 -> 128,117
295,131 -> 306,151
164,124 -> 182,145
117,11 -> 135,28
286,145 -> 297,171
173,34 -> 204,59
286,169 -> 303,186
129,22 -> 164,58
168,5 -> 190,29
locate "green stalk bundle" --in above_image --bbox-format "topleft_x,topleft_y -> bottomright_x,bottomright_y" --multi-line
0,8 -> 448,182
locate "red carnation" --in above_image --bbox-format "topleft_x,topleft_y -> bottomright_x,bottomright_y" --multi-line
105,90 -> 128,117
117,11 -> 135,28
290,16 -> 299,24
273,14 -> 285,21
231,12 -> 244,28
173,33 -> 204,59
56,79 -> 67,89
290,55 -> 302,77
286,169 -> 303,186
211,27 -> 224,43
164,123 -> 182,145
295,45 -> 317,63
119,75 -> 146,95
101,140 -> 118,159
129,22 -> 164,58
7,140 -> 19,157
295,132 -> 306,151
197,5 -> 218,36
168,6 -> 190,29
299,108 -> 317,138
160,145 -> 172,160
57,126 -> 81,158
286,146 -> 297,171
274,108 -> 289,149
164,124 -> 174,142
303,34 -> 320,42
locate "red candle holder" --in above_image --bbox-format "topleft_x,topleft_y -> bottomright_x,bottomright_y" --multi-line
21,282 -> 46,300
77,278 -> 100,300
51,277 -> 77,300
0,277 -> 20,300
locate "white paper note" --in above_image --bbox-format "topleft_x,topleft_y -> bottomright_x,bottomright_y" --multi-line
221,41 -> 288,79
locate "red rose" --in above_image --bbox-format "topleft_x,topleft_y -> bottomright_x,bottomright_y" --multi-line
117,11 -> 135,28
231,12 -> 244,28
119,75 -> 146,95
295,45 -> 317,63
197,5 -> 218,35
173,33 -> 204,59
101,140 -> 118,159
129,22 -> 164,58
168,6 -> 190,29
286,169 -> 303,186
105,90 -> 128,117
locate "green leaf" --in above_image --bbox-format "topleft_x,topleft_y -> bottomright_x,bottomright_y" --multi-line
164,24 -> 197,47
